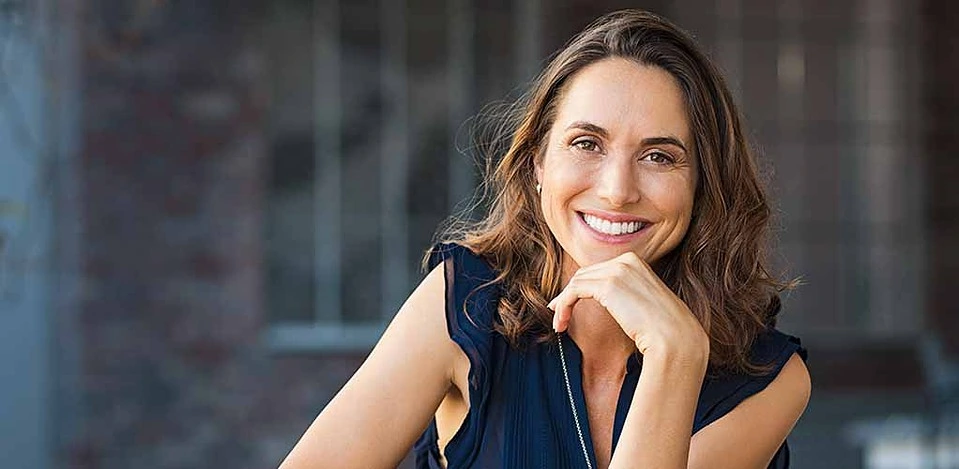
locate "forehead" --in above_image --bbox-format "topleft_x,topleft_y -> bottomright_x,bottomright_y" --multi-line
553,58 -> 691,144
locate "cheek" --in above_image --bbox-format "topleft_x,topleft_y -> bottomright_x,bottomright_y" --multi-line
543,163 -> 589,204
540,156 -> 589,225
649,173 -> 696,222
542,149 -> 593,189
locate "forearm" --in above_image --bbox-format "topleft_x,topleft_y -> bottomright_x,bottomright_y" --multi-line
609,348 -> 708,469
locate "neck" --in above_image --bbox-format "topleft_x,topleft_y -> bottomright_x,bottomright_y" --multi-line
565,299 -> 637,380
558,255 -> 640,379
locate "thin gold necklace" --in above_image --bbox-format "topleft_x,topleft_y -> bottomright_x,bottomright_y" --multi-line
557,333 -> 594,469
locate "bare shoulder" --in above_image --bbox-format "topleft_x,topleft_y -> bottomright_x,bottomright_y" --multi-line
757,352 -> 812,428
392,262 -> 463,372
776,353 -> 812,404
400,262 -> 472,391
688,353 -> 811,469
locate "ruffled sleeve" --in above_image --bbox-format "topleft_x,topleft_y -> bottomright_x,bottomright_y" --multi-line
413,242 -> 503,468
427,242 -> 501,390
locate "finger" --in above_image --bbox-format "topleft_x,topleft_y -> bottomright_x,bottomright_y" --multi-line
553,287 -> 574,333
549,292 -> 571,332
574,258 -> 654,296
573,255 -> 644,280
549,282 -> 576,332
550,278 -> 608,332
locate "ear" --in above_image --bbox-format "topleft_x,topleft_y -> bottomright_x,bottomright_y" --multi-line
534,157 -> 544,187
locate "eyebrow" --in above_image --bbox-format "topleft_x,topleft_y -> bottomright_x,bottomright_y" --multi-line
565,120 -> 689,153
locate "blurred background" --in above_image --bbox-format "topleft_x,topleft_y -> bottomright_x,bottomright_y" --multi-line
0,0 -> 956,468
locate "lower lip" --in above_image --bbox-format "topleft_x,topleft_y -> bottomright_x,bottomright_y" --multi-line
576,212 -> 650,244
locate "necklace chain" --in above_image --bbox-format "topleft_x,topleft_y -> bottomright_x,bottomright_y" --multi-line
557,333 -> 594,469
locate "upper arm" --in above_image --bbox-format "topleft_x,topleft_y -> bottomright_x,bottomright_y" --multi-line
278,263 -> 461,469
688,352 -> 812,469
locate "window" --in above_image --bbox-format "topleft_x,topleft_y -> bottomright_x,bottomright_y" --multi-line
264,0 -> 923,352
671,0 -> 923,342
264,0 -> 542,351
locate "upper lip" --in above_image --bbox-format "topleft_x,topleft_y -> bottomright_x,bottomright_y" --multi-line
578,209 -> 651,224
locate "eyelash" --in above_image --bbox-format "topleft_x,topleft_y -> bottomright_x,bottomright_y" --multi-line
570,138 -> 675,164
645,151 -> 674,164
573,139 -> 599,152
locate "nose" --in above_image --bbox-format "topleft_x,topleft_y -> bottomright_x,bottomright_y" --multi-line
596,156 -> 641,207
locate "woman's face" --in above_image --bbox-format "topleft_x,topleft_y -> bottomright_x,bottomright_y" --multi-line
535,58 -> 698,278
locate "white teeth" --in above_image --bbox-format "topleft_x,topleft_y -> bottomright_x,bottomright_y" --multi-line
582,213 -> 644,235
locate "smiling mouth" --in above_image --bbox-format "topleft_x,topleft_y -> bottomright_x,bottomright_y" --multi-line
578,212 -> 647,236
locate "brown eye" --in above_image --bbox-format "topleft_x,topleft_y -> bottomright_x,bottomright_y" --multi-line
644,151 -> 674,164
573,140 -> 599,152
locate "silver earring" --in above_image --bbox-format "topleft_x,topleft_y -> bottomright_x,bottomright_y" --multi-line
536,183 -> 542,194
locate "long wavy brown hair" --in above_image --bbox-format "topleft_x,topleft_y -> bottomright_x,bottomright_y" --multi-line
426,9 -> 799,376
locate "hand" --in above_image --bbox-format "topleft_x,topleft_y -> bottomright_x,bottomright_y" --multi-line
547,251 -> 708,359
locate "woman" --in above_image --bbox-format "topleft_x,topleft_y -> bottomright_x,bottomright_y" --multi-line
280,9 -> 811,469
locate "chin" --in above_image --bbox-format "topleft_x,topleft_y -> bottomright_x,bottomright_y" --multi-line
569,246 -> 633,267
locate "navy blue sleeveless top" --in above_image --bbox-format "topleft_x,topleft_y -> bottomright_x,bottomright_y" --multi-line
413,243 -> 808,468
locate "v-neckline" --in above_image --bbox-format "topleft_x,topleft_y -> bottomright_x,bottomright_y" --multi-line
561,333 -> 642,467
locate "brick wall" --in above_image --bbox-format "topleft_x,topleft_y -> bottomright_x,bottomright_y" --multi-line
66,2 -> 372,467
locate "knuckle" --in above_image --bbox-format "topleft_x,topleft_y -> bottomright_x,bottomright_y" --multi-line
602,279 -> 618,297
